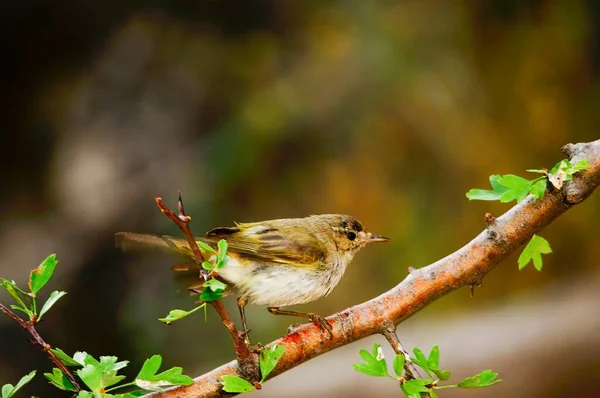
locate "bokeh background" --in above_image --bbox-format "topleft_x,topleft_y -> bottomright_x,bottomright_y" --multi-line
1,1 -> 599,396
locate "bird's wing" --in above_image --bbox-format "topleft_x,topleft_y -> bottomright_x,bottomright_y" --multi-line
204,223 -> 327,268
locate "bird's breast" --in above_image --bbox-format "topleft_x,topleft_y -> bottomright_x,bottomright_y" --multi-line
218,255 -> 349,307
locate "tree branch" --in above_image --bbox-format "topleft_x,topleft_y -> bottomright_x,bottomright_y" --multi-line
0,303 -> 82,392
150,140 -> 600,398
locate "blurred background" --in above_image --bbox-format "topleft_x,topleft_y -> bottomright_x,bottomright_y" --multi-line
1,1 -> 599,396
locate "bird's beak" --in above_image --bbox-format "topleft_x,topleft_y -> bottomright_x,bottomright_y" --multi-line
358,231 -> 391,245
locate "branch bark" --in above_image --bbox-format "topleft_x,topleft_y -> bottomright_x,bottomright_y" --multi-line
151,140 -> 600,398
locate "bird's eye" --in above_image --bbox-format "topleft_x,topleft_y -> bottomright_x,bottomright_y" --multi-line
346,232 -> 356,241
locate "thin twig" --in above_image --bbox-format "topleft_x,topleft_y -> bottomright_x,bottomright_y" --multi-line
146,139 -> 600,398
0,303 -> 82,392
381,321 -> 421,380
155,195 -> 253,363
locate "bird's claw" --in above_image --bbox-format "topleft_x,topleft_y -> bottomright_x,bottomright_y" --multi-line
309,313 -> 333,338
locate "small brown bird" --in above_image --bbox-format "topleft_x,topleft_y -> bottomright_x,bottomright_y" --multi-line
116,214 -> 389,334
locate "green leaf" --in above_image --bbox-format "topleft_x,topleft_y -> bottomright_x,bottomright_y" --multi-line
392,354 -> 404,377
137,355 -> 162,380
158,305 -> 205,324
0,279 -> 32,317
72,351 -> 89,366
530,179 -> 547,200
458,369 -> 502,388
195,240 -> 217,254
29,254 -> 58,295
77,392 -> 93,398
572,158 -> 589,172
38,291 -> 67,321
50,348 -> 80,367
9,305 -> 32,317
466,175 -> 510,201
411,346 -> 451,381
200,289 -> 223,302
201,261 -> 213,271
216,240 -> 228,269
135,355 -> 193,391
203,279 -> 227,292
518,234 -> 552,270
433,368 -> 452,381
44,368 -> 76,392
401,379 -> 432,396
353,345 -> 389,378
2,370 -> 36,398
497,174 -> 532,203
221,375 -> 255,393
427,345 -> 440,368
77,364 -> 103,392
259,345 -> 285,382
1,384 -> 13,398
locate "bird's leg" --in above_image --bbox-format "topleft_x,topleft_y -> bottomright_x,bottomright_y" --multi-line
267,307 -> 333,338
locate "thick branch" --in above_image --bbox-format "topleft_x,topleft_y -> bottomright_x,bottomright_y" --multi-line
151,140 -> 600,398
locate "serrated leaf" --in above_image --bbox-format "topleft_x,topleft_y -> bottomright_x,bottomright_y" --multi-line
497,174 -> 532,203
44,368 -> 76,392
200,289 -> 223,302
354,345 -> 388,378
2,370 -> 36,398
158,305 -> 205,324
259,345 -> 285,382
433,368 -> 451,381
401,379 -> 432,395
135,358 -> 193,390
427,345 -> 440,368
518,234 -> 552,270
195,240 -> 217,254
72,351 -> 89,366
77,364 -> 102,392
353,363 -> 388,377
458,369 -> 502,388
50,348 -> 80,367
137,355 -> 162,380
203,279 -> 226,292
393,354 -> 404,377
221,375 -> 255,393
38,291 -> 67,321
29,254 -> 58,295
530,179 -> 547,200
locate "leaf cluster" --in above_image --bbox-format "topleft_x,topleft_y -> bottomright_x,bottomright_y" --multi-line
44,352 -> 192,397
0,254 -> 194,397
353,343 -> 501,397
465,158 -> 588,271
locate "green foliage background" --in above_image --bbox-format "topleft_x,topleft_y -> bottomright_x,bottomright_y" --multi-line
1,1 -> 599,396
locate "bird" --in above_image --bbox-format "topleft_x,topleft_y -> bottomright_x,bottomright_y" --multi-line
116,214 -> 389,336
